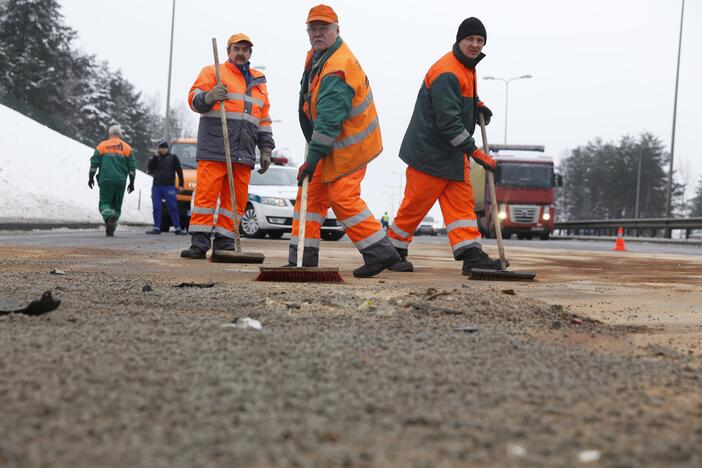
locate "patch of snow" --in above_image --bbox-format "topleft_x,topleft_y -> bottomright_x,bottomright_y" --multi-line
0,103 -> 152,224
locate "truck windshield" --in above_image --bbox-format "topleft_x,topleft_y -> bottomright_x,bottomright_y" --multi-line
170,143 -> 197,169
497,163 -> 553,188
250,167 -> 298,186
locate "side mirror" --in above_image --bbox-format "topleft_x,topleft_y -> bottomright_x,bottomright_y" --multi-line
554,173 -> 563,187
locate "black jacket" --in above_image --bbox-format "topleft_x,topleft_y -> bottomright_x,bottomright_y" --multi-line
147,152 -> 184,187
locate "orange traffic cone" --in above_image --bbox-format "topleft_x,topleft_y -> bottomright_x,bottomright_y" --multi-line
613,227 -> 627,251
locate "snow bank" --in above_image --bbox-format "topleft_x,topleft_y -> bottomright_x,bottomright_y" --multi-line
0,103 -> 152,224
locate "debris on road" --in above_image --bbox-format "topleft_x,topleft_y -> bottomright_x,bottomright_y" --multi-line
507,443 -> 527,457
577,450 -> 601,463
142,284 -> 153,292
502,289 -> 516,295
221,317 -> 262,330
0,291 -> 60,316
407,302 -> 463,315
50,269 -> 66,275
454,325 -> 480,333
357,300 -> 377,311
571,317 -> 583,325
174,282 -> 216,288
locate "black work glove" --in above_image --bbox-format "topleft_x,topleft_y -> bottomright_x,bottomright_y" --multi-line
88,176 -> 94,189
471,148 -> 497,173
204,84 -> 228,105
127,175 -> 135,193
296,161 -> 317,186
258,149 -> 272,174
477,105 -> 493,126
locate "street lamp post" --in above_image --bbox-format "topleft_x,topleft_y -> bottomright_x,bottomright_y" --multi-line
164,0 -> 176,141
665,0 -> 685,234
483,74 -> 532,144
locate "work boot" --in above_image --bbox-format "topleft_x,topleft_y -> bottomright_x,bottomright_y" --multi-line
145,228 -> 161,235
105,217 -> 116,237
180,246 -> 207,259
174,228 -> 188,235
460,247 -> 507,275
389,247 -> 414,272
353,255 -> 401,279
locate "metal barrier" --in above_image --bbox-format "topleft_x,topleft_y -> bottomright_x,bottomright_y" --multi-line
555,217 -> 702,238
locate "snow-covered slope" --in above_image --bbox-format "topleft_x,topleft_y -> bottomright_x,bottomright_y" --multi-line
0,104 -> 152,224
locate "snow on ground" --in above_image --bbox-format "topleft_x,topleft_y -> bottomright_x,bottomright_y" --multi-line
0,104 -> 152,224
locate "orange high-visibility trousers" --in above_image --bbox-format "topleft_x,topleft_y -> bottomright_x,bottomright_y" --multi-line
188,160 -> 251,239
389,157 -> 482,259
289,165 -> 394,266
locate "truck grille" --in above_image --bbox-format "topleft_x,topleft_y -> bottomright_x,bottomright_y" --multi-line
509,205 -> 539,224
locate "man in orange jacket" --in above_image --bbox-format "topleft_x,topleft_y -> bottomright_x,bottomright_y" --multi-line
288,4 -> 406,277
388,17 -> 506,275
181,33 -> 274,259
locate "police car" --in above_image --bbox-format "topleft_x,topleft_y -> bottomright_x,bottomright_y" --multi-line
240,156 -> 345,240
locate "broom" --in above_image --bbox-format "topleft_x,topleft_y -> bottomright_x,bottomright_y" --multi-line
470,114 -> 535,281
256,153 -> 343,283
208,37 -> 264,264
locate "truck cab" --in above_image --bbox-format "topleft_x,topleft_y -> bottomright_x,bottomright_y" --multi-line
470,144 -> 562,240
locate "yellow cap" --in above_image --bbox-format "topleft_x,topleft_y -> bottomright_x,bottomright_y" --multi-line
227,33 -> 253,48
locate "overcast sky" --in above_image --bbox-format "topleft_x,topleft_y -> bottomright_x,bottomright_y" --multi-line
59,0 -> 701,222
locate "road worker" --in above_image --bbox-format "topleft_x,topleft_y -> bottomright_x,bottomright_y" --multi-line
181,33 -> 274,259
88,125 -> 135,237
388,17 -> 506,274
289,4 -> 407,278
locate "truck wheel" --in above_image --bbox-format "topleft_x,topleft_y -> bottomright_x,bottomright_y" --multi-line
241,204 -> 265,238
268,231 -> 284,239
321,230 -> 345,241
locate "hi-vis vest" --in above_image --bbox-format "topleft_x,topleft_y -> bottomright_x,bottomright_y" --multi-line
188,62 -> 272,133
304,42 -> 382,183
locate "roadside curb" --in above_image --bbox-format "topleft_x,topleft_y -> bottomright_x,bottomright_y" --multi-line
0,222 -> 150,231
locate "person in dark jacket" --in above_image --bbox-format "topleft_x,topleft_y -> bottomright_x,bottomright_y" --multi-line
146,140 -> 187,235
388,17 -> 505,275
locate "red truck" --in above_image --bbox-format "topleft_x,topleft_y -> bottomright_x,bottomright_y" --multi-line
470,144 -> 562,240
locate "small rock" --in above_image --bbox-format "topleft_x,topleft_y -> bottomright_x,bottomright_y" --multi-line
378,280 -> 386,284
142,284 -> 153,292
454,325 -> 480,333
577,450 -> 601,463
502,289 -> 516,296
551,320 -> 563,329
285,303 -> 301,310
507,443 -> 527,457
50,269 -> 66,275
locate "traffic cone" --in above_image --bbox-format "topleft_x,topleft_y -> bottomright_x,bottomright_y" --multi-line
613,227 -> 627,251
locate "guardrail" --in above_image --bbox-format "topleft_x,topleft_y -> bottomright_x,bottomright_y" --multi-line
555,217 -> 702,238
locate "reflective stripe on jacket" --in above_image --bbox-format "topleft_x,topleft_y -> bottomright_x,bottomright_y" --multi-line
188,61 -> 274,166
303,41 -> 382,183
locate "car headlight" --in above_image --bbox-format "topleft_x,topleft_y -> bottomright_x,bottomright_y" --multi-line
259,197 -> 287,207
542,213 -> 551,221
498,211 -> 507,220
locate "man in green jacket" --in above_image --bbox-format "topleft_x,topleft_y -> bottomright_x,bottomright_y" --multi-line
88,125 -> 136,236
388,17 -> 505,275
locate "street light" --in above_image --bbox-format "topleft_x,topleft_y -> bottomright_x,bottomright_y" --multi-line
483,74 -> 532,144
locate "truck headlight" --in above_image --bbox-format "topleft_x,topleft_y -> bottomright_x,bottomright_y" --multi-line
260,197 -> 287,207
498,211 -> 507,220
542,213 -> 551,221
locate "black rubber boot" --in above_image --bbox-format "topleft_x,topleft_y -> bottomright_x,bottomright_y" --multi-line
180,246 -> 207,259
145,228 -> 161,235
174,228 -> 188,235
389,247 -> 414,272
353,255 -> 401,278
105,217 -> 116,237
461,247 -> 507,275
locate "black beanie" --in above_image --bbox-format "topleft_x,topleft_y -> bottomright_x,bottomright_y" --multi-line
157,139 -> 169,149
456,17 -> 487,44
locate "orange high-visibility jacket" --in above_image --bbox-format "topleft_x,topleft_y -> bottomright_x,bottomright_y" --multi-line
304,42 -> 382,183
188,62 -> 273,166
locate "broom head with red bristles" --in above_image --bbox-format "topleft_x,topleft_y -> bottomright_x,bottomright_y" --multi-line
255,266 -> 344,283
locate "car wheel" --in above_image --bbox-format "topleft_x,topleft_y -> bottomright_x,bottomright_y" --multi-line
268,231 -> 284,239
240,205 -> 265,238
321,230 -> 345,241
